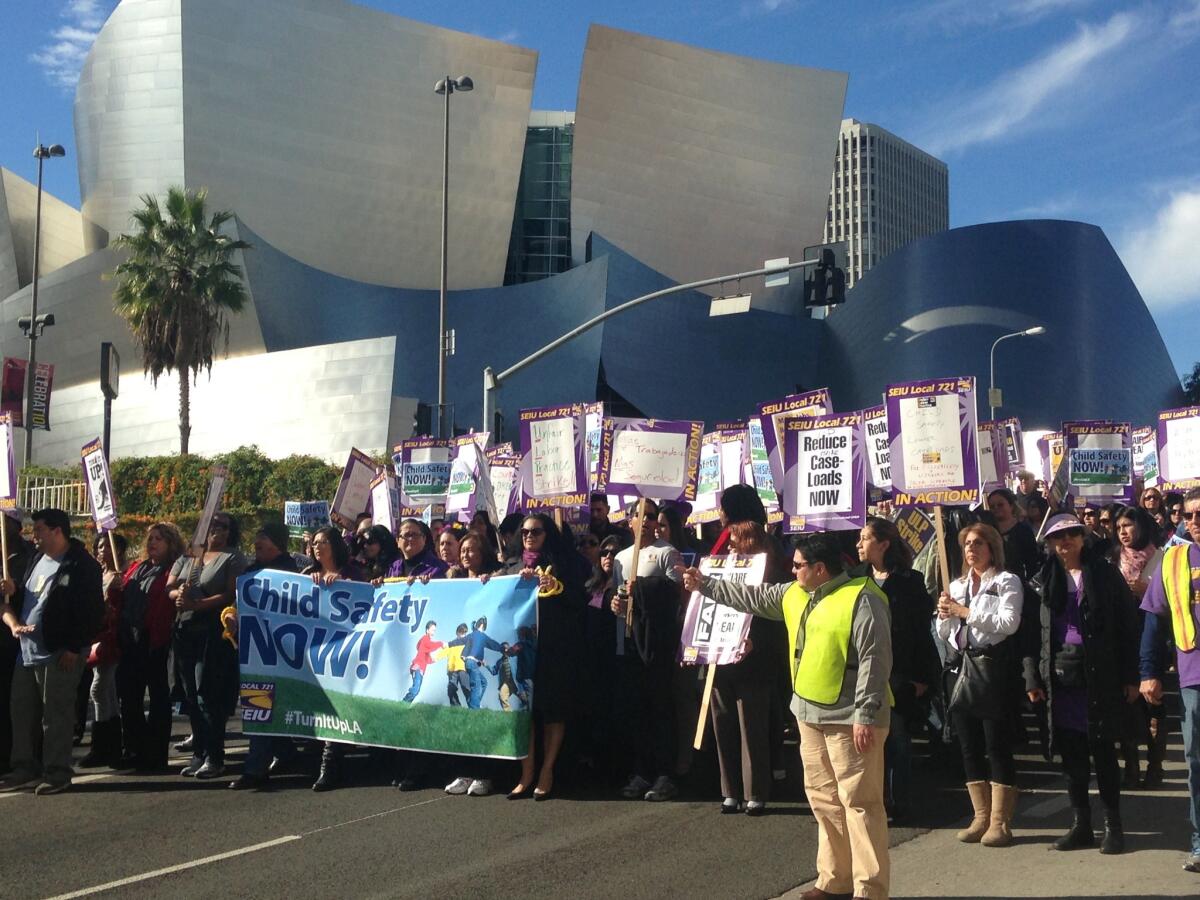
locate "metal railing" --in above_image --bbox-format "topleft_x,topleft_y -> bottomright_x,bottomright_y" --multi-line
18,476 -> 89,517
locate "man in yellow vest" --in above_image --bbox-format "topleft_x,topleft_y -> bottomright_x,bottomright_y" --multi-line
1140,486 -> 1200,875
681,533 -> 892,900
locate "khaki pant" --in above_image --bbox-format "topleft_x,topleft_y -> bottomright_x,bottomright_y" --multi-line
11,654 -> 86,785
799,721 -> 890,900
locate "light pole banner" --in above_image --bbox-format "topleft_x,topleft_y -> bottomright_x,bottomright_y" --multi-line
1063,420 -> 1133,505
885,376 -> 981,506
518,404 -> 588,500
29,362 -> 53,431
678,553 -> 766,665
756,388 -> 831,492
1156,406 -> 1200,486
80,437 -> 118,533
782,409 -> 866,533
237,570 -> 537,758
595,416 -> 704,502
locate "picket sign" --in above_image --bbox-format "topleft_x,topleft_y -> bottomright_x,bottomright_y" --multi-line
81,437 -> 120,565
192,466 -> 228,553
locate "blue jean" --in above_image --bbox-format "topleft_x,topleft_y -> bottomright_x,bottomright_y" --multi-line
465,659 -> 487,710
1181,685 -> 1200,856
402,669 -> 423,703
884,708 -> 912,811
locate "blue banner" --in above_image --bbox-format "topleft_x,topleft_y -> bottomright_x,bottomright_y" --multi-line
237,571 -> 537,758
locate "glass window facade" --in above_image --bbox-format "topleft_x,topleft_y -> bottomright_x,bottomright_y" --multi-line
504,119 -> 574,284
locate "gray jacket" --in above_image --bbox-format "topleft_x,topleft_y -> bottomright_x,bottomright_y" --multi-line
698,570 -> 892,728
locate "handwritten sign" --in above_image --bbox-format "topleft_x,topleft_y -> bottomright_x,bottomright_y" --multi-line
595,417 -> 704,501
486,455 -> 522,521
1157,406 -> 1200,485
518,404 -> 587,500
782,410 -> 866,533
885,376 -> 981,506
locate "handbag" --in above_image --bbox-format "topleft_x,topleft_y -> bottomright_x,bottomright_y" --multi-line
946,645 -> 1007,720
1053,643 -> 1087,689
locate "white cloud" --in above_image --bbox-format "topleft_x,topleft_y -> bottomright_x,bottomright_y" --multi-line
1121,189 -> 1200,311
900,0 -> 1099,32
918,11 -> 1138,156
30,0 -> 116,90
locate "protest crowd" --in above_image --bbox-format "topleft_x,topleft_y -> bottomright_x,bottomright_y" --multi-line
1,393 -> 1199,900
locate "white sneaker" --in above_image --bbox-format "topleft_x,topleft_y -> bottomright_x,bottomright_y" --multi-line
444,776 -> 472,795
644,775 -> 677,802
467,779 -> 492,796
620,775 -> 651,799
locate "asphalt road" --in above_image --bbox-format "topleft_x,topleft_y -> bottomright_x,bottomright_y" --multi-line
2,721 -> 964,900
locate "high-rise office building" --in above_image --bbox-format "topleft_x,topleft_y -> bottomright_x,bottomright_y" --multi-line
504,111 -> 575,284
823,118 -> 948,287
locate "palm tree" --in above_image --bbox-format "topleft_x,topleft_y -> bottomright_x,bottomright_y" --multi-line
110,187 -> 250,455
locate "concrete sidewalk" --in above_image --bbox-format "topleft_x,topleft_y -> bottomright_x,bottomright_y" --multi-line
782,740 -> 1198,899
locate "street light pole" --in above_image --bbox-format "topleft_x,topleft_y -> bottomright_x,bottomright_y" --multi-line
482,256 -> 823,431
434,75 -> 473,439
24,142 -> 66,466
988,325 -> 1046,420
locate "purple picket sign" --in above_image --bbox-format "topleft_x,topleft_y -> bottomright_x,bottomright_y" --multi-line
486,454 -> 523,522
756,388 -> 831,491
331,447 -> 380,528
1156,406 -> 1200,485
678,554 -> 765,666
977,421 -> 1004,492
885,376 -> 981,507
1063,420 -> 1133,507
595,416 -> 704,502
862,405 -> 891,492
518,404 -> 589,500
781,409 -> 866,533
395,438 -> 452,509
999,417 -> 1023,470
81,437 -> 118,533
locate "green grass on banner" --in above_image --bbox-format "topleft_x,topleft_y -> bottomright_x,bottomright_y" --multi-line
243,675 -> 529,758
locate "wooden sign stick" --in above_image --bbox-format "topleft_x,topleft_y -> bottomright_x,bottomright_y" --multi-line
107,531 -> 119,572
693,663 -> 717,750
932,506 -> 951,591
1,514 -> 9,584
624,496 -> 648,637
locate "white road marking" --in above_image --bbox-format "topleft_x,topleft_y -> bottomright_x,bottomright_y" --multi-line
39,795 -> 446,898
41,835 -> 303,899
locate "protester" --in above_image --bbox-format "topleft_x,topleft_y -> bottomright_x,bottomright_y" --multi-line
0,515 -> 34,775
1140,486 -> 1200,874
359,524 -> 399,582
657,505 -> 698,563
576,531 -> 601,569
447,532 -> 501,580
167,512 -> 246,780
1081,506 -> 1105,541
580,533 -> 626,775
937,522 -> 1023,848
1025,494 -> 1049,532
1140,487 -> 1164,517
468,511 -> 502,560
1026,514 -> 1139,854
437,528 -> 461,569
79,533 -> 128,768
116,523 -> 185,771
501,514 -> 586,800
498,513 -> 524,564
987,489 -> 1039,584
857,516 -> 940,825
589,493 -> 628,543
230,523 -> 302,791
610,498 -> 685,802
387,519 -> 449,581
709,520 -> 789,816
1014,470 -> 1039,510
682,533 -> 893,900
1113,505 -> 1168,788
0,509 -> 104,795
1165,493 -> 1188,540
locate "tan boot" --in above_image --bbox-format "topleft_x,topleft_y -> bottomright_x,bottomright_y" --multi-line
956,780 -> 991,842
981,783 -> 1018,847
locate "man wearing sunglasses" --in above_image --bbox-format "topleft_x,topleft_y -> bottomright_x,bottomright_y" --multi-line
681,533 -> 892,900
1140,487 -> 1200,874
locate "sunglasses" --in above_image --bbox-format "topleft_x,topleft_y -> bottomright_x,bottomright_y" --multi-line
600,548 -> 618,558
1184,512 -> 1200,521
520,528 -> 545,538
398,532 -> 421,540
791,560 -> 809,571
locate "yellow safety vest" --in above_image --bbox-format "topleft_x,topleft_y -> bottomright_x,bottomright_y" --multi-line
783,576 -> 891,705
1161,544 -> 1199,653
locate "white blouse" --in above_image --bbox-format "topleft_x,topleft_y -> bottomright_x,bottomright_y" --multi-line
936,567 -> 1023,651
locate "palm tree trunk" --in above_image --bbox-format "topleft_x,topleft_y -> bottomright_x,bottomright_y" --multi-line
178,370 -> 191,456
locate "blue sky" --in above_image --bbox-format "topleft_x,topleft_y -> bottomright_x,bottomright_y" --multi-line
2,0 -> 1198,376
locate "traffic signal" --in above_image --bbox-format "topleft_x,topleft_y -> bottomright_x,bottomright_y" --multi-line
802,242 -> 847,307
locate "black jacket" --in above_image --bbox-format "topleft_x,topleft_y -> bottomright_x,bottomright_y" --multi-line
29,537 -> 105,655
880,568 -> 942,717
1024,545 -> 1140,742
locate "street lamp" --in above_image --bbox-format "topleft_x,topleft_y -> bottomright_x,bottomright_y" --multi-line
23,142 -> 66,465
434,75 -> 473,439
989,325 -> 1046,420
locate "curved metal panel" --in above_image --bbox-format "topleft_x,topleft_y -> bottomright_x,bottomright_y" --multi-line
819,220 -> 1183,428
571,25 -> 847,286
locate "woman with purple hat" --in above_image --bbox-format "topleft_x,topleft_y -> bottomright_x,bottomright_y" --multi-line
1025,513 -> 1141,854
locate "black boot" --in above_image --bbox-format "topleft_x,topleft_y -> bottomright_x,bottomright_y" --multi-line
79,719 -> 122,768
312,743 -> 338,792
1100,809 -> 1125,854
1053,808 -> 1095,851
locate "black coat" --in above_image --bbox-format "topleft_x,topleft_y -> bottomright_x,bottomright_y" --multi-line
1023,547 -> 1140,743
30,537 -> 105,655
880,568 -> 941,717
